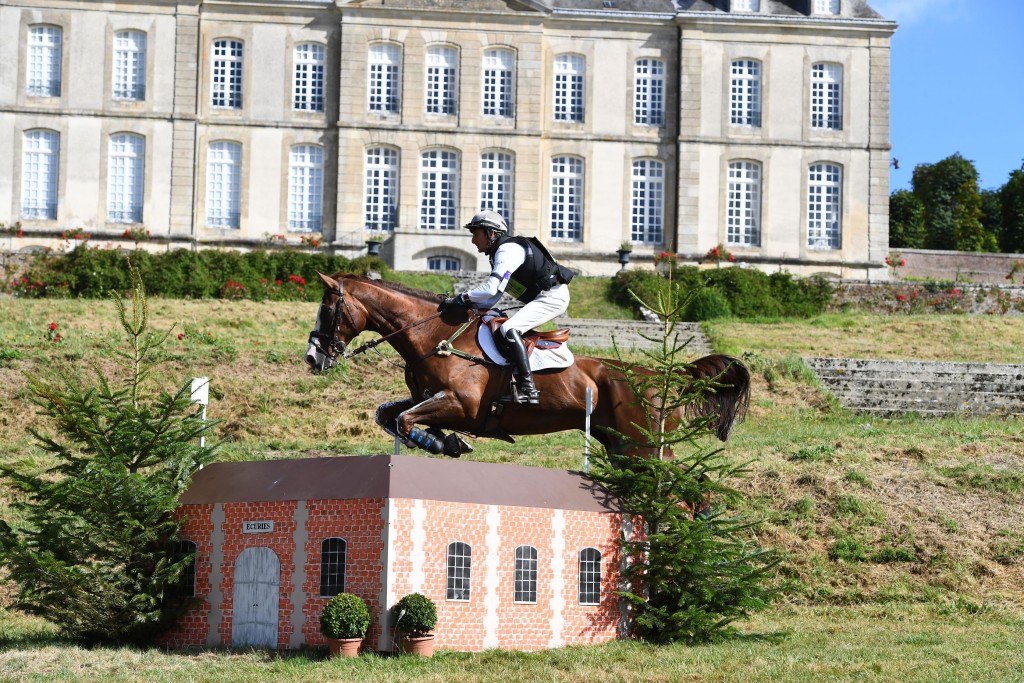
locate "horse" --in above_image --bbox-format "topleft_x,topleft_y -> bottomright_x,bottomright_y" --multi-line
304,273 -> 750,459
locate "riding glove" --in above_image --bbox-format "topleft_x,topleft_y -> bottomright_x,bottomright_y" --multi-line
440,293 -> 469,310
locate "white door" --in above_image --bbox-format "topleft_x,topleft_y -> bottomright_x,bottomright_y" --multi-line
231,547 -> 280,648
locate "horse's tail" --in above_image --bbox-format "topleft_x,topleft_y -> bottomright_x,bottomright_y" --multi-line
683,354 -> 751,441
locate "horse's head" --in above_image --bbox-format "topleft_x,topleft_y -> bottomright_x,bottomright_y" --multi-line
305,272 -> 366,373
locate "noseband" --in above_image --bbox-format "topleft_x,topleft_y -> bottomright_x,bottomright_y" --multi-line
308,279 -> 354,359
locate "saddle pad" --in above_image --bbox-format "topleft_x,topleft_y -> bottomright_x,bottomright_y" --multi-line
477,323 -> 574,371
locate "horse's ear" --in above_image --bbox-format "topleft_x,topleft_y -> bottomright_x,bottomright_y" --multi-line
317,272 -> 339,291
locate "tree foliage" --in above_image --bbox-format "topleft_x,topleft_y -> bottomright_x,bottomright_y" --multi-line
907,153 -> 998,252
1000,167 -> 1024,253
588,281 -> 779,644
888,189 -> 926,249
0,264 -> 217,644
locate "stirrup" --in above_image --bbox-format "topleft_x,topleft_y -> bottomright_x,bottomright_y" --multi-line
500,379 -> 540,405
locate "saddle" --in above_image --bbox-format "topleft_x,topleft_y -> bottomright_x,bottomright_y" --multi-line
484,316 -> 570,355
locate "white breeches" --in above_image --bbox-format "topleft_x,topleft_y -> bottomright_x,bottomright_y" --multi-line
499,284 -> 570,336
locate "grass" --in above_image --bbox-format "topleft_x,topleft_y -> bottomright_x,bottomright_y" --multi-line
1,297 -> 1024,680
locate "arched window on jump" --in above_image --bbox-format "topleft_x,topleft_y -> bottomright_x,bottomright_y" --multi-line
172,539 -> 197,598
578,547 -> 602,605
514,545 -> 538,604
320,537 -> 347,597
446,541 -> 471,601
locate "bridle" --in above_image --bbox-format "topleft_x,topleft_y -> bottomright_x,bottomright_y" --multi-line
308,276 -> 448,363
307,279 -> 354,360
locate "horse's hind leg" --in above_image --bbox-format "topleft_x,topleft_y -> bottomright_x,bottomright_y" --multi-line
396,391 -> 471,457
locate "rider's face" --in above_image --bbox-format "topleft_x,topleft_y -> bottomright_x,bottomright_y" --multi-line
470,228 -> 489,253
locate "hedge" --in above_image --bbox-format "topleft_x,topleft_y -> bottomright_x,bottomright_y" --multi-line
610,266 -> 833,320
5,246 -> 388,300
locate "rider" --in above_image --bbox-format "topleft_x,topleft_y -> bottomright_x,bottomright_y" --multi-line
441,210 -> 573,405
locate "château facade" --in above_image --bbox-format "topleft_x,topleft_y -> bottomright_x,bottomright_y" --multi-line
0,0 -> 895,278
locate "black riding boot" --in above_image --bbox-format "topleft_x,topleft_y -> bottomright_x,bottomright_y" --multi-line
501,329 -> 540,405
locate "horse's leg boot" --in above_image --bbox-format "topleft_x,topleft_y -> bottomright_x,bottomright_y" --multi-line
503,329 -> 540,405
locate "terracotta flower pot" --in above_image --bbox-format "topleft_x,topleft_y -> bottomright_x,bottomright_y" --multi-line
398,633 -> 435,657
327,637 -> 362,657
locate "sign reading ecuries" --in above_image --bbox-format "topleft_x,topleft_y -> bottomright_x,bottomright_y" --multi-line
243,520 -> 274,534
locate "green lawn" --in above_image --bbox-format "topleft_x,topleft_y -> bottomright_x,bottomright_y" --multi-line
1,298 -> 1023,681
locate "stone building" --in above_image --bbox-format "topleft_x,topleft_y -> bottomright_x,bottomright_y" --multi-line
159,454 -> 628,652
0,0 -> 895,278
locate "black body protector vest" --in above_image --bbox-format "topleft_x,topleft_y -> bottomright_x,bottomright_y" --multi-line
489,235 -> 575,303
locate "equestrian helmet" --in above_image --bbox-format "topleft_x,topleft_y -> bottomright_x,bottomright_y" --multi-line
464,210 -> 508,234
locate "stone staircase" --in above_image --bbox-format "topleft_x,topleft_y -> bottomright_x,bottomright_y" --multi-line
803,357 -> 1024,416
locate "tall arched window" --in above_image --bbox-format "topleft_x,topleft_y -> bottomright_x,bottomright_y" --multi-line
446,541 -> 471,601
479,151 -> 514,229
425,46 -> 458,115
293,43 -> 325,112
211,39 -> 243,109
631,159 -> 664,244
730,59 -> 761,127
205,141 -> 241,228
514,545 -> 538,604
287,144 -> 324,232
810,63 -> 842,130
807,163 -> 842,249
107,133 -> 145,224
27,25 -> 62,97
364,146 -> 399,231
21,129 -> 60,220
113,30 -> 146,101
726,160 -> 761,247
419,149 -> 459,230
634,59 -> 665,127
482,48 -> 515,118
550,155 -> 583,241
320,538 -> 347,597
553,54 -> 585,122
578,548 -> 602,605
368,42 -> 401,113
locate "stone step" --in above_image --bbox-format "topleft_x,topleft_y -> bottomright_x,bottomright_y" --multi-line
804,357 -> 1024,378
803,356 -> 1024,416
816,377 -> 1023,393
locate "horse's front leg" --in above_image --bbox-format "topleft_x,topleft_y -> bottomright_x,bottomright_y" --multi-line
374,398 -> 417,440
397,391 -> 472,457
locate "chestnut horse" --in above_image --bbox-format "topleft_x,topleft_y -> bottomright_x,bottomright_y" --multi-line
305,273 -> 749,458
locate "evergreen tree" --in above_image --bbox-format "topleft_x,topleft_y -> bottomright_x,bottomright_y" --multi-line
0,265 -> 217,644
589,282 -> 778,644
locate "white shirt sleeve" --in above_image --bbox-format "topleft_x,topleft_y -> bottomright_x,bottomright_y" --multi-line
462,241 -> 527,308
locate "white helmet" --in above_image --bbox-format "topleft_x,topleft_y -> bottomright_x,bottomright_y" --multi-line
464,210 -> 508,234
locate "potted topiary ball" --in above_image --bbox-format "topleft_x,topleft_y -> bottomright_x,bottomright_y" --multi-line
390,592 -> 438,656
320,592 -> 371,657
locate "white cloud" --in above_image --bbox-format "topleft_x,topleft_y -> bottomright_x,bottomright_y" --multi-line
871,0 -> 967,23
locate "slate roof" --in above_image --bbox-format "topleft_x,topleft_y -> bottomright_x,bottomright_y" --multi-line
181,454 -> 620,513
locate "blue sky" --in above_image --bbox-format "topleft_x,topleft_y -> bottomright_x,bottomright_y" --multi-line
871,0 -> 1024,192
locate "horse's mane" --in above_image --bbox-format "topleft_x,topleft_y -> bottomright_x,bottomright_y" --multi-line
333,274 -> 442,305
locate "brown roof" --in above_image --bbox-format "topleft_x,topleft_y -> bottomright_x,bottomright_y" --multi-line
181,454 -> 620,513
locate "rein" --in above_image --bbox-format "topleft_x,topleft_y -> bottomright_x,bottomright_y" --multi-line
312,277 -> 496,368
345,309 -> 445,359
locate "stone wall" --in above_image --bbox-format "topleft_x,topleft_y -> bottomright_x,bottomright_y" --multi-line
889,248 -> 1024,285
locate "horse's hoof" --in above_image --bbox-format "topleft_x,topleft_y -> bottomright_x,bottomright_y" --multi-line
442,433 -> 473,458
